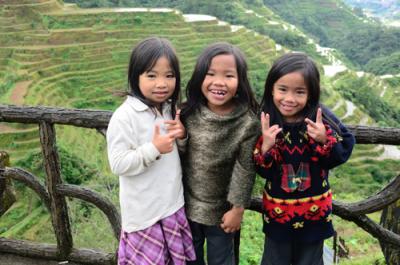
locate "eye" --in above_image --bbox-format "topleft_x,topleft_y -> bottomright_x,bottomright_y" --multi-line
146,73 -> 156,79
206,72 -> 214,76
277,87 -> 287,92
226,74 -> 236,78
297,90 -> 307,95
166,73 -> 175,79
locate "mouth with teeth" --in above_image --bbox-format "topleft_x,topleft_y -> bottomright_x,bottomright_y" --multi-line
209,89 -> 227,99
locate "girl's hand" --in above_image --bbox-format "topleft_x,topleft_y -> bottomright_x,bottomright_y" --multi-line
220,206 -> 244,233
164,110 -> 186,139
305,108 -> 327,144
261,112 -> 282,154
152,124 -> 178,154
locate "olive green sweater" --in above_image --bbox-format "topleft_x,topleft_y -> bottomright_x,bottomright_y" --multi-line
178,104 -> 260,225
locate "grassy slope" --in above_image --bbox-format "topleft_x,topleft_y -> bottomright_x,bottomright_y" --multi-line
262,0 -> 400,74
0,0 -> 399,263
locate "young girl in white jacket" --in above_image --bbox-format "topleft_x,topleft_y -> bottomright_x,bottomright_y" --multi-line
107,37 -> 195,265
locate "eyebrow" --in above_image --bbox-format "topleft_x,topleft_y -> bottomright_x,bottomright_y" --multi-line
276,84 -> 306,89
146,69 -> 174,74
208,68 -> 237,74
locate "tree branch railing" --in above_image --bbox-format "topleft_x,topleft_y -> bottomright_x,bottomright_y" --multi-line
0,104 -> 399,264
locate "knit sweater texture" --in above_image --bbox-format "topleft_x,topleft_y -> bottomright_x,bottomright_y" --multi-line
179,103 -> 260,225
254,108 -> 355,243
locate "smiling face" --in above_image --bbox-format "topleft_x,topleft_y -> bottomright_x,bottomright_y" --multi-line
201,54 -> 238,115
272,71 -> 309,123
138,56 -> 176,108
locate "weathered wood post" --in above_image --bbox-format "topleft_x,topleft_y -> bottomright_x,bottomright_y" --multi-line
39,121 -> 73,259
0,151 -> 16,217
380,199 -> 400,265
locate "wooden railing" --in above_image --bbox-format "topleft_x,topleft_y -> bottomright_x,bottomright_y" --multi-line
0,104 -> 399,265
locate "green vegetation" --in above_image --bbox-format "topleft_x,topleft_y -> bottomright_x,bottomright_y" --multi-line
64,0 -> 400,74
64,0 -> 322,61
333,71 -> 400,127
16,145 -> 98,185
262,0 -> 400,75
364,51 -> 400,75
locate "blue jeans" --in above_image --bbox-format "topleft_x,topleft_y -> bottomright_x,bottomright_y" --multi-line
187,220 -> 235,265
261,236 -> 324,265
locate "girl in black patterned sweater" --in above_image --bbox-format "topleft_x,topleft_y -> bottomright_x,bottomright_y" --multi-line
254,53 -> 355,265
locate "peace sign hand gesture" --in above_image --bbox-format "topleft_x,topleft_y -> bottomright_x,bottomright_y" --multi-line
152,124 -> 179,154
164,109 -> 186,140
305,108 -> 327,144
261,112 -> 282,154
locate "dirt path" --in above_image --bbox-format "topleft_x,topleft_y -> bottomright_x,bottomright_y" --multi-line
0,80 -> 32,132
10,80 -> 31,106
0,124 -> 16,133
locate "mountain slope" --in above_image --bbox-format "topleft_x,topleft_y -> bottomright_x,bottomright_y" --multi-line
0,1 -> 399,263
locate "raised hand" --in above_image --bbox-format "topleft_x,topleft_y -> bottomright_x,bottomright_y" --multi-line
261,112 -> 282,154
305,107 -> 327,144
164,109 -> 186,139
152,124 -> 178,154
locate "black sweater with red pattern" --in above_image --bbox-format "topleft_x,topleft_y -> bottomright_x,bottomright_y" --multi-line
254,110 -> 355,243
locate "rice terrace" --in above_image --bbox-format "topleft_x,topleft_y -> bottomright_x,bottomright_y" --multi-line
0,0 -> 399,264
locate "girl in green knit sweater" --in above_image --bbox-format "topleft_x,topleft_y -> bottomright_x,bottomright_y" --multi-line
178,42 -> 260,265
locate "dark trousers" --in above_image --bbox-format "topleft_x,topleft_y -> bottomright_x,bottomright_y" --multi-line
187,220 -> 235,265
261,236 -> 324,265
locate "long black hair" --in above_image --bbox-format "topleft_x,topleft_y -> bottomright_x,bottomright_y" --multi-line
127,37 -> 180,117
181,42 -> 258,120
261,52 -> 340,132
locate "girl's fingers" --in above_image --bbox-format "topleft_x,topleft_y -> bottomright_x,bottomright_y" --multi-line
167,130 -> 180,139
153,124 -> 160,136
305,118 -> 318,128
272,128 -> 282,137
164,120 -> 177,126
316,108 -> 323,124
175,109 -> 181,120
266,125 -> 281,135
261,112 -> 270,132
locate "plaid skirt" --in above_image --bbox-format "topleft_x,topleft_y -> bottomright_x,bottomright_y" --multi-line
118,207 -> 196,265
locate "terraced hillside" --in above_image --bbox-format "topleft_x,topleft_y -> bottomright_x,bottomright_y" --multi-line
0,0 -> 399,263
0,0 -> 281,253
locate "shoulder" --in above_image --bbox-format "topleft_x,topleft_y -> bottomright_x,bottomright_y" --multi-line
320,104 -> 341,123
240,108 -> 260,129
110,101 -> 133,122
320,104 -> 355,142
109,99 -> 147,127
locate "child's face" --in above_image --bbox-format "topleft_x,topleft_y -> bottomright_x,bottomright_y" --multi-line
272,71 -> 308,123
201,54 -> 238,115
139,56 -> 176,108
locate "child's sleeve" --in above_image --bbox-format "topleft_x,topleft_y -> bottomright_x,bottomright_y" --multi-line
176,135 -> 188,154
253,136 -> 282,170
309,108 -> 355,169
107,113 -> 160,177
227,120 -> 260,208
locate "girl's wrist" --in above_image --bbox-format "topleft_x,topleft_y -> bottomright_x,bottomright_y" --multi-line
316,134 -> 327,145
232,206 -> 244,213
261,142 -> 273,154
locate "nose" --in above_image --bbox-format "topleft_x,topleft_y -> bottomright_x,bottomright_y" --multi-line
212,76 -> 224,87
284,92 -> 295,102
156,78 -> 167,88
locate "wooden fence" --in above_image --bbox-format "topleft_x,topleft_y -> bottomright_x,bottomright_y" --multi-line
0,105 -> 399,265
